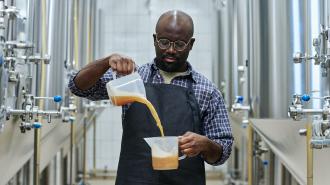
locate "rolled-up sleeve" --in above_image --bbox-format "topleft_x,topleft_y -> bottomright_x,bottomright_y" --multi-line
68,71 -> 111,101
203,89 -> 233,165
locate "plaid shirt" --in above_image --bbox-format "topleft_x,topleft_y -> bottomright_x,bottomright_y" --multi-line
68,61 -> 233,165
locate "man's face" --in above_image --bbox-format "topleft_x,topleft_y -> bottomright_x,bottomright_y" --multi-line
153,28 -> 195,72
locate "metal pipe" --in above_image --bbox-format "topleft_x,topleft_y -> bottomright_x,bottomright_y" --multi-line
301,109 -> 324,113
248,123 -> 253,185
268,151 -> 275,185
93,117 -> 96,171
281,164 -> 286,185
73,0 -> 79,68
33,128 -> 41,185
328,0 -> 330,55
31,0 -> 48,182
306,123 -> 313,185
83,0 -> 93,179
68,0 -> 79,183
69,120 -> 75,185
310,138 -> 330,148
8,109 -> 61,115
232,105 -> 251,111
83,117 -> 87,183
304,0 -> 311,96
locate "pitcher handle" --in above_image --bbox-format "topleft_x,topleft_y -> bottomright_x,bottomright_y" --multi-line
179,154 -> 186,160
178,136 -> 186,160
112,70 -> 117,80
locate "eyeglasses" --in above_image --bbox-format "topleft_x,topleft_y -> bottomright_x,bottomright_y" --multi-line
155,35 -> 191,51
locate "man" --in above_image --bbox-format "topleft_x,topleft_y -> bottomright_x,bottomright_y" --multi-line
69,10 -> 233,185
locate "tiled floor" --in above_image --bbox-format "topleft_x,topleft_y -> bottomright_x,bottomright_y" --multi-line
87,169 -> 225,185
88,178 -> 224,185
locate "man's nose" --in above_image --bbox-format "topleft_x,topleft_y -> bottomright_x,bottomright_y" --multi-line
166,43 -> 176,54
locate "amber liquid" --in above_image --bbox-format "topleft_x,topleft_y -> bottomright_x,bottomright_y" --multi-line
111,95 -> 165,136
152,156 -> 179,170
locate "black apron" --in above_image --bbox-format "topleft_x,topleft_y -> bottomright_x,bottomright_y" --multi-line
116,70 -> 206,185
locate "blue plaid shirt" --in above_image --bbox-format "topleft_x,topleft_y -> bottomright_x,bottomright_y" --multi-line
68,61 -> 233,165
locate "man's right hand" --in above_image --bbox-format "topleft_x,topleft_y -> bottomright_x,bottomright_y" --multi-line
108,53 -> 135,75
73,53 -> 135,91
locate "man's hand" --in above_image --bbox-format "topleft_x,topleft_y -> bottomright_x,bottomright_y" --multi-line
179,131 -> 222,164
74,53 -> 135,90
108,53 -> 135,75
179,131 -> 208,157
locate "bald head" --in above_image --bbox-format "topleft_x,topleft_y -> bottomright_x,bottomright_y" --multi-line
155,10 -> 194,38
153,10 -> 195,72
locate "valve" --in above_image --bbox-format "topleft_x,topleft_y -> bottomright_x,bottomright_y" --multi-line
255,147 -> 268,156
293,52 -> 306,63
301,94 -> 310,102
1,41 -> 43,85
4,41 -> 33,50
1,41 -> 51,87
8,70 -> 18,82
293,52 -> 321,64
18,54 -> 51,64
0,6 -> 20,18
19,122 -> 42,133
34,95 -> 62,103
241,119 -> 249,128
231,96 -> 250,112
293,25 -> 330,76
235,96 -> 244,104
310,138 -> 330,149
262,160 -> 269,167
33,122 -> 42,129
254,140 -> 269,156
291,103 -> 330,149
53,95 -> 62,102
288,94 -> 325,121
6,93 -> 62,133
299,129 -> 307,136
310,121 -> 330,148
61,96 -> 77,123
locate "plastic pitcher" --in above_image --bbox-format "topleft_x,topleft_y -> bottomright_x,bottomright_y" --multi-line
106,72 -> 146,106
144,136 -> 186,170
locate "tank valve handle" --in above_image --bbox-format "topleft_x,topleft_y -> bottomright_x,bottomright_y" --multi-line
33,122 -> 42,129
19,122 -> 42,133
53,95 -> 62,103
301,94 -> 310,102
235,96 -> 244,104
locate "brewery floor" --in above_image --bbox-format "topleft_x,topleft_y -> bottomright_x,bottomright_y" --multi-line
86,170 -> 225,185
88,178 -> 224,185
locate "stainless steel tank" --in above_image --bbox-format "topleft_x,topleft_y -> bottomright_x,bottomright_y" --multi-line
244,0 -> 330,184
249,0 -> 306,119
220,0 -> 318,184
0,0 -> 96,184
248,0 -> 307,184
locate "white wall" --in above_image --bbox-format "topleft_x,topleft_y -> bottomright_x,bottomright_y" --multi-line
88,0 -> 224,173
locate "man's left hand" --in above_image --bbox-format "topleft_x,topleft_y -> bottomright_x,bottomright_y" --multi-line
179,131 -> 223,164
178,131 -> 208,157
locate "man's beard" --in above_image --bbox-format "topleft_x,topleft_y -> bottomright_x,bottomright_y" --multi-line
155,55 -> 186,72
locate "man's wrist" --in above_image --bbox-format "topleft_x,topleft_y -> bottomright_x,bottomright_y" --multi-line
201,137 -> 222,164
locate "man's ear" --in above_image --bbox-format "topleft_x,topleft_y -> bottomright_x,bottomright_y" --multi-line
189,38 -> 195,50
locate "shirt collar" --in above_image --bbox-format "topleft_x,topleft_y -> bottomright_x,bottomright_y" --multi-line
151,59 -> 197,83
